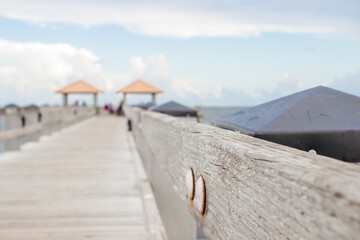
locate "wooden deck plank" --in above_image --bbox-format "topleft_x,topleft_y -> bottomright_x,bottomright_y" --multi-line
0,116 -> 152,239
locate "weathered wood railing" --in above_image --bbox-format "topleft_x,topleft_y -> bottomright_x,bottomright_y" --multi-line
0,106 -> 97,152
125,106 -> 360,240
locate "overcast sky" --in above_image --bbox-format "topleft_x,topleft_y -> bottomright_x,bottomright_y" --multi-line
0,0 -> 359,106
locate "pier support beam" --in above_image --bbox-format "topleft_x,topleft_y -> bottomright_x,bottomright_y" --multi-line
3,107 -> 21,151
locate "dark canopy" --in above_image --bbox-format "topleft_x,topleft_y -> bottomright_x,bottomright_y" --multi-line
213,86 -> 360,162
132,102 -> 156,110
150,101 -> 197,117
4,103 -> 19,108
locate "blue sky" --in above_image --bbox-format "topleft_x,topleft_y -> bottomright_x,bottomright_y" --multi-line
0,0 -> 359,107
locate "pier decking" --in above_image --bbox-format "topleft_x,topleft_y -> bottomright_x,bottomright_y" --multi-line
0,116 -> 163,239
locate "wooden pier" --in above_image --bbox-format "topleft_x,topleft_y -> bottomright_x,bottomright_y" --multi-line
1,105 -> 359,239
0,116 -> 165,239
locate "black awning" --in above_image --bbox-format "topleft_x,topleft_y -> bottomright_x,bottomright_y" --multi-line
132,102 -> 156,110
150,101 -> 197,117
213,86 -> 360,162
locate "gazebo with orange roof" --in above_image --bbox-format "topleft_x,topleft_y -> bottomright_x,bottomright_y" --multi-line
117,79 -> 163,104
56,80 -> 102,107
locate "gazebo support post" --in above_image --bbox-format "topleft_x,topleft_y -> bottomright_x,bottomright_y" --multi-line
93,93 -> 98,107
123,93 -> 127,104
63,93 -> 68,107
152,93 -> 156,104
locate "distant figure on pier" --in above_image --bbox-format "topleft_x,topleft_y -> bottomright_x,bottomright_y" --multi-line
104,103 -> 109,112
116,100 -> 124,116
108,103 -> 114,114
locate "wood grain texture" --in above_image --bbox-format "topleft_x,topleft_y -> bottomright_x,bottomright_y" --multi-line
125,106 -> 360,240
0,116 -> 164,239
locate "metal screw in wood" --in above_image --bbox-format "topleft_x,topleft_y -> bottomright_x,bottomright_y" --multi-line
194,176 -> 206,215
186,168 -> 195,200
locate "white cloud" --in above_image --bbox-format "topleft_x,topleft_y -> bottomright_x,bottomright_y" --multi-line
130,56 -> 147,78
0,39 -> 103,93
213,85 -> 222,99
171,79 -> 201,97
0,40 -> 204,106
127,55 -> 202,99
0,0 -> 358,39
0,38 -> 132,105
283,72 -> 290,80
127,55 -> 230,102
124,56 -> 321,105
131,55 -> 170,81
330,71 -> 360,97
126,55 -> 230,103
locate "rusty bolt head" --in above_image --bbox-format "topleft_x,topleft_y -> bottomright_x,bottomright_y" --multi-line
194,176 -> 206,215
308,149 -> 317,154
186,168 -> 195,200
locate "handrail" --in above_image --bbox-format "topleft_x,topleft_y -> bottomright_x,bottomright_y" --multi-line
0,123 -> 41,141
0,106 -> 97,152
125,106 -> 360,240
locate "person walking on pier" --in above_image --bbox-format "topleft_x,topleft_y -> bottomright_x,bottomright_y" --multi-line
116,100 -> 124,116
108,103 -> 113,114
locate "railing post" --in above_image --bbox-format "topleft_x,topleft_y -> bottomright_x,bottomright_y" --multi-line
0,106 -> 97,155
3,107 -> 22,151
23,106 -> 41,143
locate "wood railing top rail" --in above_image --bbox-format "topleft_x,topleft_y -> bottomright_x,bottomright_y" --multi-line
0,124 -> 41,141
0,106 -> 97,144
125,106 -> 360,240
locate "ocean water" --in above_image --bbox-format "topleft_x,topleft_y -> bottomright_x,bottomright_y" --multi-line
201,106 -> 247,124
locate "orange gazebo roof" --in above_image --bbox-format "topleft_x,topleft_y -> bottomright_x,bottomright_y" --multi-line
56,80 -> 102,94
117,80 -> 163,94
